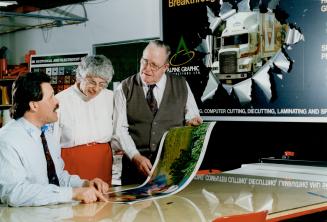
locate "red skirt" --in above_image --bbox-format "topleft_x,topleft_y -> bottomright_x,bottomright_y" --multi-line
61,143 -> 112,185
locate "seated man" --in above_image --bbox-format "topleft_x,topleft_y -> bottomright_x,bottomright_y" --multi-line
0,72 -> 109,207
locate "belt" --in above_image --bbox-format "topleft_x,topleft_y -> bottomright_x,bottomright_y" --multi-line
85,142 -> 98,146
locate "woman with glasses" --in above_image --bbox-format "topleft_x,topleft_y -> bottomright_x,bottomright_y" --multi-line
54,55 -> 114,185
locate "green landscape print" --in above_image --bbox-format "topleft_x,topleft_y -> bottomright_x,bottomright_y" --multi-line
152,122 -> 215,186
107,122 -> 215,203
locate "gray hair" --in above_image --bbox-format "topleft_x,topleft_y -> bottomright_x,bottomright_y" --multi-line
146,40 -> 171,63
76,55 -> 114,83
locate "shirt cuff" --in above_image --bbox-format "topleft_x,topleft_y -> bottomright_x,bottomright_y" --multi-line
56,187 -> 73,203
126,149 -> 140,160
110,139 -> 122,152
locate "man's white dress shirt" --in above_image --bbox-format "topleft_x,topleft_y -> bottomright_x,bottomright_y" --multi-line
0,118 -> 84,207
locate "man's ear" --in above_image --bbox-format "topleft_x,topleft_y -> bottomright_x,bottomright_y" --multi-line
163,63 -> 170,72
29,101 -> 38,112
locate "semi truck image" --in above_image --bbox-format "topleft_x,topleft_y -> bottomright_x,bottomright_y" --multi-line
212,10 -> 287,85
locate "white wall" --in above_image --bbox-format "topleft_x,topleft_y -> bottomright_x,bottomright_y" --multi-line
0,0 -> 161,64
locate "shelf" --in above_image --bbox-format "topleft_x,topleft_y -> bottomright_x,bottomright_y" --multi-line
0,3 -> 88,35
0,78 -> 15,81
0,79 -> 13,108
0,105 -> 11,109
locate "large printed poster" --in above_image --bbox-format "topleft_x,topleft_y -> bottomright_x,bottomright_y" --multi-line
163,0 -> 327,120
106,122 -> 215,203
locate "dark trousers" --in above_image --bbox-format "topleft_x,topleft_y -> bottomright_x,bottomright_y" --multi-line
121,151 -> 157,185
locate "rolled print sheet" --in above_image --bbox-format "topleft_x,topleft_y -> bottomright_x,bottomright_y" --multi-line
107,122 -> 216,204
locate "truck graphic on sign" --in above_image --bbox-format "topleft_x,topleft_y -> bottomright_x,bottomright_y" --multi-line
212,10 -> 288,85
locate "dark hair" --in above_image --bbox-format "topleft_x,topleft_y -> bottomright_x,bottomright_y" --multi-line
10,72 -> 51,119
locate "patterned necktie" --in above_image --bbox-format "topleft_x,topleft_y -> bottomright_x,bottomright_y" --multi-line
146,84 -> 158,115
40,131 -> 60,186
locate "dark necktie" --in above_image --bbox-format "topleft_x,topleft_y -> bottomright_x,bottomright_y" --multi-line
146,84 -> 158,115
40,131 -> 60,186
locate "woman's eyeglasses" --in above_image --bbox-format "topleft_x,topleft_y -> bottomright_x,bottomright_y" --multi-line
83,78 -> 108,89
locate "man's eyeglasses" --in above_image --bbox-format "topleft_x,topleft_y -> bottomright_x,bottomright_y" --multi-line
83,78 -> 108,89
140,58 -> 166,72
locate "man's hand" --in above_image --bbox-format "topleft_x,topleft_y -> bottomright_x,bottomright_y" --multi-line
72,187 -> 108,204
132,154 -> 152,176
186,115 -> 203,126
84,178 -> 110,194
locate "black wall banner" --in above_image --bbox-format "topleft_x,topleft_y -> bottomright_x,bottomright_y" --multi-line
163,0 -> 327,120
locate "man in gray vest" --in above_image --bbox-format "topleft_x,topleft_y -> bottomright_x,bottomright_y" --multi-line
113,40 -> 202,185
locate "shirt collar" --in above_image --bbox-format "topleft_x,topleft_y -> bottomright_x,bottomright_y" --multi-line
72,83 -> 89,102
18,117 -> 42,139
156,74 -> 166,90
141,74 -> 167,90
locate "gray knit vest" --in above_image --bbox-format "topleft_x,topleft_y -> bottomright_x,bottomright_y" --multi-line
122,73 -> 188,152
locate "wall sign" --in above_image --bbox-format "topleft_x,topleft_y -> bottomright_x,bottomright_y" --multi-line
30,52 -> 88,94
163,0 -> 327,121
